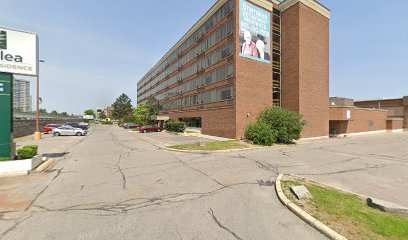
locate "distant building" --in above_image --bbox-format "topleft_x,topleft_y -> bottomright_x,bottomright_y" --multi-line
104,107 -> 114,118
13,79 -> 32,112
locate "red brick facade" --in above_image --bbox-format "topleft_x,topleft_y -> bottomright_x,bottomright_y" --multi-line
329,107 -> 387,135
281,2 -> 330,138
138,0 -> 332,140
355,96 -> 408,129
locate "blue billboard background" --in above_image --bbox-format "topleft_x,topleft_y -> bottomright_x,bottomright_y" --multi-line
239,0 -> 271,64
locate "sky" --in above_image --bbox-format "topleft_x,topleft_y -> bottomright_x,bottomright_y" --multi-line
1,0 -> 407,115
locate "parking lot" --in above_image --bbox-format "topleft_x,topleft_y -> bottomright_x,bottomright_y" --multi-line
1,125 -> 407,239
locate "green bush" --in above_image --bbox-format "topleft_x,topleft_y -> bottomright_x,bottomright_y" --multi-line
17,145 -> 38,159
101,121 -> 113,125
257,107 -> 304,144
165,122 -> 187,133
244,107 -> 304,146
245,122 -> 277,146
25,145 -> 39,152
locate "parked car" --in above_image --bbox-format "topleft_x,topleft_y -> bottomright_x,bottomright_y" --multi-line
43,124 -> 62,134
65,122 -> 88,130
53,126 -> 87,136
124,123 -> 142,129
94,120 -> 100,124
139,125 -> 162,133
122,123 -> 130,128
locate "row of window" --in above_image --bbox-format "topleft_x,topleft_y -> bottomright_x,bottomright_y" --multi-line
139,21 -> 234,95
138,42 -> 234,102
138,20 -> 234,95
155,64 -> 234,101
162,86 -> 234,110
138,0 -> 234,89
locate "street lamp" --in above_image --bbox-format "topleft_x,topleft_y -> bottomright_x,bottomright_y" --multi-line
34,59 -> 45,140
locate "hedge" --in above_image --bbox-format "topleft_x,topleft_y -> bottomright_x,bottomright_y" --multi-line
165,122 -> 187,133
17,145 -> 38,159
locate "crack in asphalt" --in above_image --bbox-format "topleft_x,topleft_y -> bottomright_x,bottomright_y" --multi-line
114,155 -> 127,190
0,168 -> 63,239
174,155 -> 226,187
299,164 -> 386,176
31,182 -> 257,216
315,156 -> 361,167
315,145 -> 408,165
208,208 -> 244,240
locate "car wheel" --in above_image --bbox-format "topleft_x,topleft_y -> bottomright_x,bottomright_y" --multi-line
54,132 -> 60,136
76,132 -> 82,136
157,129 -> 161,132
143,130 -> 147,133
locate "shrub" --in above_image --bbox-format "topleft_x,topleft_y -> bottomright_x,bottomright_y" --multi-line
257,107 -> 304,144
17,145 -> 38,159
25,145 -> 39,153
166,122 -> 187,133
101,121 -> 113,125
245,122 -> 277,146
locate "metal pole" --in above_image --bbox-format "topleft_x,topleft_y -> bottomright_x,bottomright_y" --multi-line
34,36 -> 41,140
34,71 -> 41,140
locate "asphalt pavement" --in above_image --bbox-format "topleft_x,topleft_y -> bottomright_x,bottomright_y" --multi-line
1,125 -> 407,239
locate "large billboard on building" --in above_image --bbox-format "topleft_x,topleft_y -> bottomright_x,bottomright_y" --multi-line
239,0 -> 271,64
0,27 -> 38,76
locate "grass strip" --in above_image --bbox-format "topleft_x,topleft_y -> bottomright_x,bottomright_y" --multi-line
282,179 -> 408,240
168,140 -> 248,151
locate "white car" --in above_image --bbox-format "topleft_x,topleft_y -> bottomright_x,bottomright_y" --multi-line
53,125 -> 87,136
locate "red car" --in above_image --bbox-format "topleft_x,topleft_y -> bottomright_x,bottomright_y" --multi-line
139,125 -> 162,133
43,124 -> 62,134
124,123 -> 142,129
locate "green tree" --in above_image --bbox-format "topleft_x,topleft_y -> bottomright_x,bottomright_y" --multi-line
39,108 -> 47,114
50,110 -> 58,116
99,111 -> 107,120
132,103 -> 151,126
61,112 -> 68,116
84,109 -> 95,116
112,93 -> 132,119
146,98 -> 162,116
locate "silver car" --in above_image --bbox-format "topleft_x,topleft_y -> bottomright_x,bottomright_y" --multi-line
53,125 -> 87,136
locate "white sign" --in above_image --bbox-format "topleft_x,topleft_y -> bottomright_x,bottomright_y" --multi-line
346,110 -> 351,119
83,115 -> 94,120
0,27 -> 38,76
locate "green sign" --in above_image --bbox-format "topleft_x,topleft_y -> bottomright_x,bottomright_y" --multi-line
0,72 -> 13,159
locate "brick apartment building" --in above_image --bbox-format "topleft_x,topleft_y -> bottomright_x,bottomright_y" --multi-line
137,0 -> 331,139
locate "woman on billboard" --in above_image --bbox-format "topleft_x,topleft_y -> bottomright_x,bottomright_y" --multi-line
256,38 -> 270,61
241,30 -> 259,58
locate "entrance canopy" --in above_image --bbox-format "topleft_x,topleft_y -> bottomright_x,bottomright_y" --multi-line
151,115 -> 169,121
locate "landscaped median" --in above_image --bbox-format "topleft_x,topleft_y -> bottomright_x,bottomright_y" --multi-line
278,175 -> 408,240
166,140 -> 252,152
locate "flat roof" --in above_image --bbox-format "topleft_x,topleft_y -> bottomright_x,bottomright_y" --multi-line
355,97 -> 403,102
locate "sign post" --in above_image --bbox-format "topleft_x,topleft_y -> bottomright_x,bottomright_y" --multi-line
0,73 -> 13,159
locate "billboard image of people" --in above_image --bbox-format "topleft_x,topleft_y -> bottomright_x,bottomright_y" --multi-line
239,0 -> 271,64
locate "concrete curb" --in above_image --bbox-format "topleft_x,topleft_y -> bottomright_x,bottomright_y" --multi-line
162,146 -> 268,154
275,173 -> 348,240
35,159 -> 56,173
